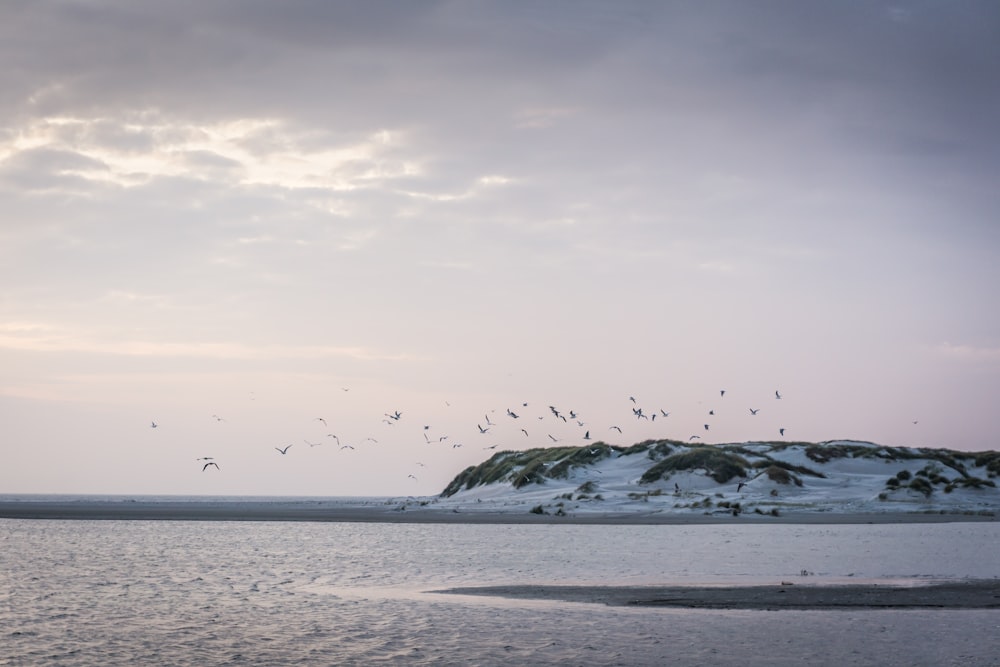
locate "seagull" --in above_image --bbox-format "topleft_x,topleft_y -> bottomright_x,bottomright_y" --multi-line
507,409 -> 519,418
521,429 -> 529,437
689,435 -> 701,440
484,414 -> 495,426
340,444 -> 355,450
408,474 -> 418,481
385,410 -> 402,420
704,424 -> 710,430
212,414 -> 225,422
708,410 -> 715,416
775,390 -> 782,400
305,439 -> 322,447
660,410 -> 670,417
737,481 -> 745,492
275,445 -> 293,455
315,417 -> 327,427
452,443 -> 463,449
484,444 -> 499,450
779,428 -> 785,436
548,434 -> 558,442
610,426 -> 622,433
583,431 -> 591,440
477,424 -> 490,434
720,390 -> 726,397
196,456 -> 214,461
202,461 -> 220,471
749,408 -> 760,415
327,434 -> 340,445
150,421 -> 158,428
629,396 -> 636,403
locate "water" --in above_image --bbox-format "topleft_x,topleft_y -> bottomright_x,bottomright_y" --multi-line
3,515 -> 1000,666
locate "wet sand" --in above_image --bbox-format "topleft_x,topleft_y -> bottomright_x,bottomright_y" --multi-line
433,581 -> 1000,609
0,499 -> 995,524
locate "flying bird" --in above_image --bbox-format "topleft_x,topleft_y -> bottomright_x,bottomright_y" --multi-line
202,461 -> 220,471
689,435 -> 701,440
521,429 -> 529,437
507,409 -> 519,418
749,408 -> 760,415
275,445 -> 293,455
775,390 -> 782,399
305,439 -> 322,447
150,421 -> 158,428
720,390 -> 726,397
704,424 -> 710,430
610,426 -> 622,433
385,411 -> 402,420
583,431 -> 591,440
477,424 -> 490,434
315,417 -> 327,426
779,428 -> 785,436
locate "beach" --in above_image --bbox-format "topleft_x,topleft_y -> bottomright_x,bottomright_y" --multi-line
0,497 -> 996,524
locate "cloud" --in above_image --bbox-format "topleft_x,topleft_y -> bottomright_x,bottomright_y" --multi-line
0,321 -> 414,362
935,342 -> 1000,364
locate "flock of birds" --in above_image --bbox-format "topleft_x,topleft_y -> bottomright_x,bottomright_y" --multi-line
148,387 -> 798,487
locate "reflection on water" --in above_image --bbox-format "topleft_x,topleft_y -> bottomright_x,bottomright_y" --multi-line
2,519 -> 999,666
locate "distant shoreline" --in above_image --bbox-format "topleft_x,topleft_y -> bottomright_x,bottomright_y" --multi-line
0,499 -> 994,524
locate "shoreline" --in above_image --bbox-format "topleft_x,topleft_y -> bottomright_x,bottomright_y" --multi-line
0,499 -> 995,524
431,581 -> 1000,609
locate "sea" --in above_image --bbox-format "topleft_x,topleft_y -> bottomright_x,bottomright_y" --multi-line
2,496 -> 999,666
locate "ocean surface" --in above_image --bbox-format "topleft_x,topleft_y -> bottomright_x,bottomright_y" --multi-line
3,497 -> 1000,666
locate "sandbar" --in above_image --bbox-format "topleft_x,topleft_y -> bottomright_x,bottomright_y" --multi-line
433,581 -> 1000,609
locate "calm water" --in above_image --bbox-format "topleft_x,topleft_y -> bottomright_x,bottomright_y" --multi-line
3,514 -> 1000,666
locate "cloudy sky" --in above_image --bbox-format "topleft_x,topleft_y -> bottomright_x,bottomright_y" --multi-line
2,1 -> 998,497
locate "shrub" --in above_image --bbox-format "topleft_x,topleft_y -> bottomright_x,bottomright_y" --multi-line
640,448 -> 750,484
530,505 -> 546,515
896,469 -> 912,481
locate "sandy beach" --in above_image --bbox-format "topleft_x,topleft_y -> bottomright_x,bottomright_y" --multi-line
0,498 -> 996,524
432,581 -> 1000,610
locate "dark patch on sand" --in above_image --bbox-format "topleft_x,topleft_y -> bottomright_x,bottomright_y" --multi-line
433,581 -> 1000,609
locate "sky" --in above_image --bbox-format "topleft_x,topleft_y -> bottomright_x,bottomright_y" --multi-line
1,1 -> 999,497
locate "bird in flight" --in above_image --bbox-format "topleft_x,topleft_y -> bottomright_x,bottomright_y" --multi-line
212,414 -> 225,422
775,390 -> 782,399
507,409 -> 519,418
583,431 -> 591,440
385,410 -> 402,420
610,425 -> 622,433
315,417 -> 327,427
779,428 -> 785,436
749,408 -> 760,415
202,461 -> 220,471
340,444 -> 355,450
150,421 -> 158,428
305,439 -> 322,447
689,435 -> 701,440
275,445 -> 293,455
521,429 -> 529,437
327,434 -> 340,445
704,424 -> 710,430
408,474 -> 418,481
720,390 -> 726,397
477,424 -> 490,434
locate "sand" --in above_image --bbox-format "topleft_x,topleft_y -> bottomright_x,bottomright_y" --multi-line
0,499 -> 996,524
432,581 -> 1000,609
